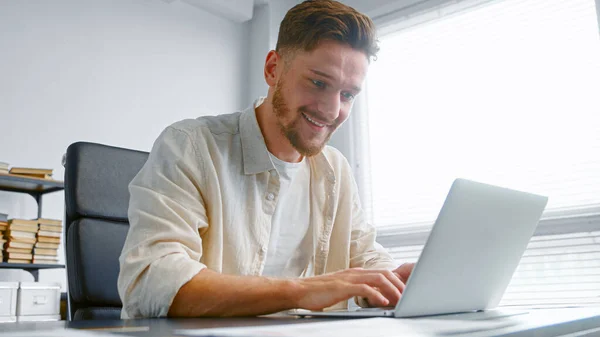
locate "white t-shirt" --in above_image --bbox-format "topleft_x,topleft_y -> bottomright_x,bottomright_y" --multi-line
262,152 -> 313,277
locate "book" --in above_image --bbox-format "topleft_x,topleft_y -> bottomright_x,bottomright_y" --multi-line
8,224 -> 38,233
6,252 -> 33,260
34,242 -> 59,249
7,173 -> 53,180
6,230 -> 36,239
38,218 -> 62,226
8,219 -> 39,227
32,258 -> 58,264
6,236 -> 36,244
32,254 -> 58,260
5,241 -> 34,249
37,236 -> 60,244
6,247 -> 32,254
31,254 -> 59,264
37,230 -> 61,238
39,224 -> 62,232
6,258 -> 31,264
33,248 -> 57,256
9,167 -> 53,175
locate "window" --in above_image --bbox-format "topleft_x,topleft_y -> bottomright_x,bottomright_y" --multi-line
363,0 -> 600,306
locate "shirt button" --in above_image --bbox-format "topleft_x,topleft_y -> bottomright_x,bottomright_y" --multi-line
266,193 -> 275,201
261,246 -> 267,253
328,175 -> 335,183
327,216 -> 333,222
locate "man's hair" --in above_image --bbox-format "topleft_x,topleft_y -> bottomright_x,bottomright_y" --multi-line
276,0 -> 379,61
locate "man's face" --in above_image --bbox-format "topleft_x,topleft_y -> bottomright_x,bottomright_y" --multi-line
271,40 -> 368,157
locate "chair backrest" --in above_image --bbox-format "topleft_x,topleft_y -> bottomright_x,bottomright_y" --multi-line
64,142 -> 148,320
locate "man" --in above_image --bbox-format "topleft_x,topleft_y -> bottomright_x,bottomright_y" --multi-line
118,0 -> 414,318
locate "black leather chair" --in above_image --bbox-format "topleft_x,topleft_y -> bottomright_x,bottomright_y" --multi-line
64,142 -> 148,320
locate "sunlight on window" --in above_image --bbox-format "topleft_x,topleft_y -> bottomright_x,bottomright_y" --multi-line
367,0 -> 600,228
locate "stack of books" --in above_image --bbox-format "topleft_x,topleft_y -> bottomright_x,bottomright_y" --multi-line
8,167 -> 54,180
3,218 -> 38,263
34,218 -> 62,264
0,162 -> 8,175
0,213 -> 8,258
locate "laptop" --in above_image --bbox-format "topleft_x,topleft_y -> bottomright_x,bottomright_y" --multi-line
290,178 -> 548,318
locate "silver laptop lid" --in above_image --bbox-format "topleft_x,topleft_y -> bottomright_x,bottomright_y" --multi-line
395,178 -> 548,317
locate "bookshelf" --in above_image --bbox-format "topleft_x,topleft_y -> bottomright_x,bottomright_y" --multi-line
0,173 -> 66,281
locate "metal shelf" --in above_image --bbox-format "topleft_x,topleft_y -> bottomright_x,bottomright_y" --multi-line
0,263 -> 64,270
0,263 -> 65,281
0,173 -> 64,195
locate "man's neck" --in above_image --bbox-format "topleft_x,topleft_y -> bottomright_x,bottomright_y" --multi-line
255,99 -> 304,163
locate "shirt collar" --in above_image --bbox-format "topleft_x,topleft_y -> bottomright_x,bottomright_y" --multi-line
239,98 -> 275,175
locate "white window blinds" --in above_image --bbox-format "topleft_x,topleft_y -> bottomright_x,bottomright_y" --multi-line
365,0 -> 600,228
386,231 -> 600,307
363,0 -> 600,307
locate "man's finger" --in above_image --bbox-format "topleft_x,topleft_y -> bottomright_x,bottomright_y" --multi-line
381,270 -> 406,293
350,268 -> 406,293
354,273 -> 401,305
395,263 -> 415,283
348,284 -> 389,307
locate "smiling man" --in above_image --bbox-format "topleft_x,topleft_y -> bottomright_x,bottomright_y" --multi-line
117,0 -> 414,318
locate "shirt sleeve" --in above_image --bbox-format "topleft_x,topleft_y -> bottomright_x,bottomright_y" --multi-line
348,177 -> 397,271
117,126 -> 208,318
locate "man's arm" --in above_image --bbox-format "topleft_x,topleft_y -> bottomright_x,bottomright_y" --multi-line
118,125 -> 212,318
169,267 -> 406,317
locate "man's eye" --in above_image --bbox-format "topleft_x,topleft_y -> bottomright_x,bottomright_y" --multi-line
312,79 -> 325,88
342,92 -> 355,101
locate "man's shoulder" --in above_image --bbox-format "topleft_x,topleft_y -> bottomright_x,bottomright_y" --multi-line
168,111 -> 242,140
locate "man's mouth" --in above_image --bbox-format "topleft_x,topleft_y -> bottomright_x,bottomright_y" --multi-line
301,112 -> 328,128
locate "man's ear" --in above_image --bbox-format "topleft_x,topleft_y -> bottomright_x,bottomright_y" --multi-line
264,50 -> 281,87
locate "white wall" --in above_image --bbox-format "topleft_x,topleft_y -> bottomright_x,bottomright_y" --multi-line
0,0 -> 248,289
245,0 -> 299,105
246,4 -> 271,105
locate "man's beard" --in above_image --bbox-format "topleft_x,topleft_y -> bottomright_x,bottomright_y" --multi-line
272,81 -> 337,157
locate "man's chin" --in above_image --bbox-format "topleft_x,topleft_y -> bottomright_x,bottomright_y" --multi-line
293,141 -> 327,157
284,127 -> 331,157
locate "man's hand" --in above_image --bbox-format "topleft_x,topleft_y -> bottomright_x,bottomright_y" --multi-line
336,263 -> 416,309
292,267 -> 407,310
392,262 -> 415,285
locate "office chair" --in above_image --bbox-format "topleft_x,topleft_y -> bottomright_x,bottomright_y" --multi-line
64,142 -> 148,320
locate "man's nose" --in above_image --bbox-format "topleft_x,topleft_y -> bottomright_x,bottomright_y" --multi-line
317,93 -> 341,123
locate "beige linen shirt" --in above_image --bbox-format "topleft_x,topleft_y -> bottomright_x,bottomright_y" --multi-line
118,100 -> 396,318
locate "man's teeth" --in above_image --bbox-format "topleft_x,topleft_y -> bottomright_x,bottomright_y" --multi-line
303,113 -> 326,127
